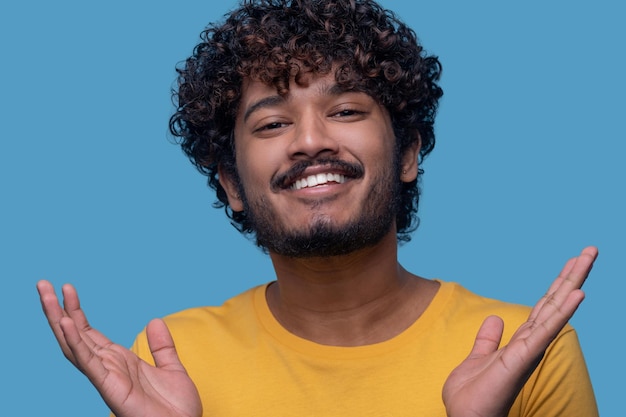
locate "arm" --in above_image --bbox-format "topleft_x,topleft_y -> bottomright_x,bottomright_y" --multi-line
37,280 -> 202,417
442,246 -> 598,417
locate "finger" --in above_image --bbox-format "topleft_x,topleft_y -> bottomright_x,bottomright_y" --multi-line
528,246 -> 596,319
556,255 -> 579,282
521,247 -> 598,354
562,246 -> 598,290
61,283 -> 91,330
467,315 -> 504,359
526,258 -> 574,323
60,283 -> 113,348
37,280 -> 67,323
536,247 -> 597,319
528,246 -> 598,323
59,316 -> 110,384
146,319 -> 187,373
37,280 -> 75,360
526,276 -> 564,323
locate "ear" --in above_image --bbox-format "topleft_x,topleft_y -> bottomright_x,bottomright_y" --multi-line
400,138 -> 421,182
218,163 -> 245,212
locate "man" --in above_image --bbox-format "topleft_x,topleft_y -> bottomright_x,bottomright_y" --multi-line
38,0 -> 598,416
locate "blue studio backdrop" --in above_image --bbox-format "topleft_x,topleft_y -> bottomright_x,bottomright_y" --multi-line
1,1 -> 623,415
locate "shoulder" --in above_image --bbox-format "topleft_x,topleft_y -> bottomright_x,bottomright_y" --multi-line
434,280 -> 574,342
437,280 -> 532,319
130,284 -> 269,360
162,284 -> 266,335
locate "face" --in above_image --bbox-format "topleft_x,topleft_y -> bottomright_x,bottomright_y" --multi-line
221,72 -> 419,257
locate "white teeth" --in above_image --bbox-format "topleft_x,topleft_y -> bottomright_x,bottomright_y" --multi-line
291,173 -> 346,190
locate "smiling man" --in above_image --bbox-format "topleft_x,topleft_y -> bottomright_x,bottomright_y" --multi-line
37,1 -> 598,416
225,73 -> 407,257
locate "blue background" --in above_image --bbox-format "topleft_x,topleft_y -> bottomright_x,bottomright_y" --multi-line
1,0 -> 623,415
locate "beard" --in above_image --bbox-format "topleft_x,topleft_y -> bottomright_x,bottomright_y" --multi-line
237,157 -> 402,258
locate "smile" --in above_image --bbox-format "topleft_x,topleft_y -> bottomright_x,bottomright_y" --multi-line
291,173 -> 347,190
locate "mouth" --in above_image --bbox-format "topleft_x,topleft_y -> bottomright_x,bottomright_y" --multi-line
272,159 -> 363,192
291,173 -> 347,190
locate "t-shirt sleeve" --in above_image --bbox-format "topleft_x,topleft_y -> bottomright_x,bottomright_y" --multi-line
509,326 -> 598,417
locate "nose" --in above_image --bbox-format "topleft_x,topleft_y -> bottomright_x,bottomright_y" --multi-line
286,113 -> 339,159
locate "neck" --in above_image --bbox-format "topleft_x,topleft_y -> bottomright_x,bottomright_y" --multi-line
266,230 -> 439,346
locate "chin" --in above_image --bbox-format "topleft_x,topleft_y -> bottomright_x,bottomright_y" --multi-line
257,216 -> 394,258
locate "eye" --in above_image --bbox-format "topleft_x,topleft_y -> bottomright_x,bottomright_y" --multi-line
255,121 -> 289,132
335,109 -> 360,117
331,108 -> 367,120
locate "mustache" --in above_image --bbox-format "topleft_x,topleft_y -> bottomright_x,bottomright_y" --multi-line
271,158 -> 364,191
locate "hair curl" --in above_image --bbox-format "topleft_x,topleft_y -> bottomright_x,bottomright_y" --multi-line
169,0 -> 443,243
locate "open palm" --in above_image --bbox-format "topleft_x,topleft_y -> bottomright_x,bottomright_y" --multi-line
37,280 -> 202,417
442,246 -> 598,417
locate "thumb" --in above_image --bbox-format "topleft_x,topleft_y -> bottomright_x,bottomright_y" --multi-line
146,318 -> 186,371
468,315 -> 504,359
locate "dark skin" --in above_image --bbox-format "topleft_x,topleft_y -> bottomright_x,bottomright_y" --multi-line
219,74 -> 437,347
38,73 -> 599,417
264,231 -> 439,347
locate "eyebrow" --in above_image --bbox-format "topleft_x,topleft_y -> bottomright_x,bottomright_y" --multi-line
242,83 -> 353,123
242,95 -> 285,123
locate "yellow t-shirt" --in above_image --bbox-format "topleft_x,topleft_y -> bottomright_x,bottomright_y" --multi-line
128,281 -> 597,416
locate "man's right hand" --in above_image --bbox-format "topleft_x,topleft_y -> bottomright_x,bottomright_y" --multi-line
37,280 -> 202,417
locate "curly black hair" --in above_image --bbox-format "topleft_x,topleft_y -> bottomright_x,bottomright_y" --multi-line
169,0 -> 443,243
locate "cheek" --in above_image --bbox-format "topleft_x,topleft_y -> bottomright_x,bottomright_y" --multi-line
345,129 -> 396,168
235,141 -> 282,191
